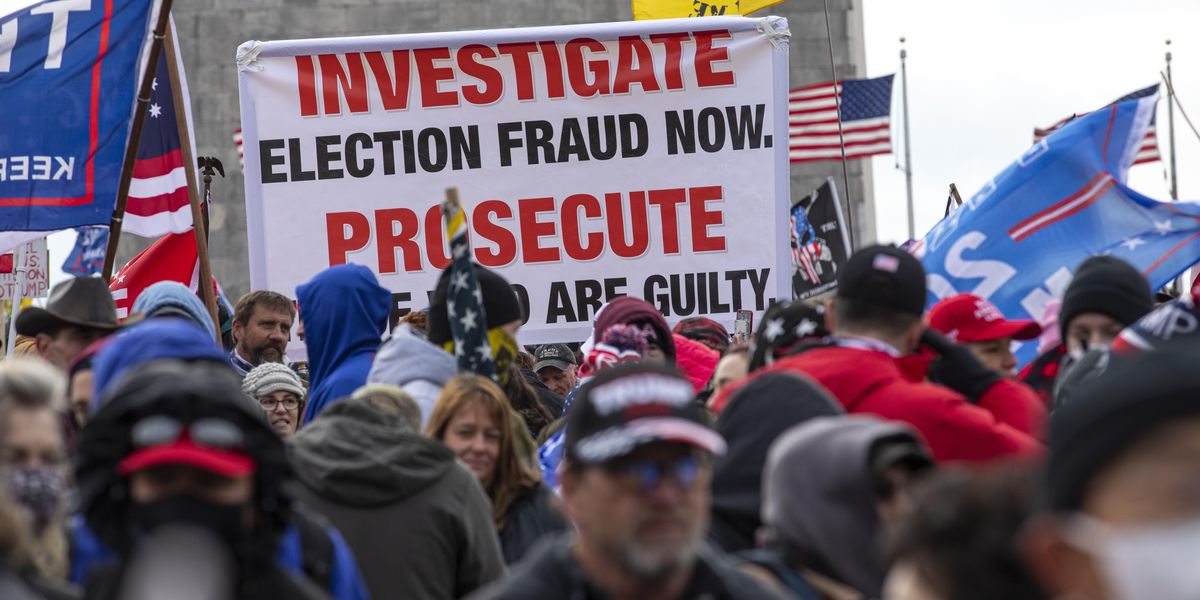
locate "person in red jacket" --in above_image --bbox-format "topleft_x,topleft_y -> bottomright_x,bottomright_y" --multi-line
713,245 -> 1044,463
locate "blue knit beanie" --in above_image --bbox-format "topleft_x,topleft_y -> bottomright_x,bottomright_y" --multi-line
132,281 -> 216,334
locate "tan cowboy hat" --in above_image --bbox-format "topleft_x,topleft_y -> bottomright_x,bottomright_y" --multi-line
16,277 -> 120,336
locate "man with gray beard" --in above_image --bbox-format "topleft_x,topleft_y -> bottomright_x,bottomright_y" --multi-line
469,363 -> 783,600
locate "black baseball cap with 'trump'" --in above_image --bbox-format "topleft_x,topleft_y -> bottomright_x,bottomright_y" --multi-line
836,245 -> 927,317
565,363 -> 725,465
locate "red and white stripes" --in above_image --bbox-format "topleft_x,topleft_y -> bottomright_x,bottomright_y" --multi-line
1008,173 -> 1116,242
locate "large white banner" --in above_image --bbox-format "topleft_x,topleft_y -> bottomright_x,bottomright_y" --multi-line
238,16 -> 791,345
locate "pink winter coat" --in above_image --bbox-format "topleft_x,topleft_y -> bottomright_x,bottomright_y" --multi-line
672,333 -> 720,393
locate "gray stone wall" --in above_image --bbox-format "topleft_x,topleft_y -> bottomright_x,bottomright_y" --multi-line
118,0 -> 871,300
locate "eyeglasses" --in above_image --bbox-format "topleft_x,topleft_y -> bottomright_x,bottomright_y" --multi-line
131,416 -> 245,451
603,454 -> 703,493
258,396 -> 300,411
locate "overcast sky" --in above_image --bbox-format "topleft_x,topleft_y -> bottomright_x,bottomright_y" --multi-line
860,0 -> 1200,243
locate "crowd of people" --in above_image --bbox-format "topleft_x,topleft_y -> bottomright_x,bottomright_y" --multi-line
0,243 -> 1195,599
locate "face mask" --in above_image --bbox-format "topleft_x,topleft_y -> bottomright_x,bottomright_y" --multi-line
1066,514 -> 1200,600
5,466 -> 63,535
131,494 -> 246,547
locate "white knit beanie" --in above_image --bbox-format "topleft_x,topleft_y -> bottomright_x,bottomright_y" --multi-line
241,362 -> 306,399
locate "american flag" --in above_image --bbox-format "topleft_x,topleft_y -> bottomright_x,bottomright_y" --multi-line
1034,84 -> 1161,165
789,207 -> 820,283
125,23 -> 195,238
441,192 -> 496,380
789,75 -> 895,163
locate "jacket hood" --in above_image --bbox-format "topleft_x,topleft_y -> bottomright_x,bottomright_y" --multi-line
673,333 -> 720,392
709,372 -> 842,553
296,264 -> 391,392
762,415 -> 924,597
367,324 -> 456,388
288,397 -> 455,506
91,318 -> 226,403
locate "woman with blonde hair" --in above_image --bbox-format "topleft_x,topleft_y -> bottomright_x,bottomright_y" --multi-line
0,359 -> 71,587
426,373 -> 568,564
0,494 -> 69,599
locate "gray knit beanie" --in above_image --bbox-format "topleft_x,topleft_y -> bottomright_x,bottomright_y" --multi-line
241,362 -> 306,400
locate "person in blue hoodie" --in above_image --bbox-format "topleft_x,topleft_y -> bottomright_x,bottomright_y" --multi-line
297,264 -> 391,424
90,319 -> 226,405
73,318 -> 371,600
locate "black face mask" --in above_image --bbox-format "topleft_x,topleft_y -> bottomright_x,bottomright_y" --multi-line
130,494 -> 247,547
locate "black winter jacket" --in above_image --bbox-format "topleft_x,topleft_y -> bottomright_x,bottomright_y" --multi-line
81,561 -> 328,600
468,535 -> 786,600
497,483 -> 568,565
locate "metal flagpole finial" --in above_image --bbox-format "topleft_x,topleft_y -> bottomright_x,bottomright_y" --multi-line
900,36 -> 906,59
1165,39 -> 1172,62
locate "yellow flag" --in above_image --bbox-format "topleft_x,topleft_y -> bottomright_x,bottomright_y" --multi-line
633,0 -> 783,20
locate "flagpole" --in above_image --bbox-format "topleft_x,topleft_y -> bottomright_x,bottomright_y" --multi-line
1166,39 -> 1178,201
164,23 -> 220,341
6,244 -> 26,358
945,183 -> 962,217
101,0 -> 175,281
1165,40 -> 1184,294
900,37 -> 915,240
821,0 -> 855,250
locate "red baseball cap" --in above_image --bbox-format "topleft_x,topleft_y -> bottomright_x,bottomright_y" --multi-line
927,294 -> 1042,343
118,432 -> 256,478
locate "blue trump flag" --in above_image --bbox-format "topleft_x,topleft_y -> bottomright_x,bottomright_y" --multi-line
62,225 -> 108,276
0,0 -> 157,231
914,91 -> 1200,365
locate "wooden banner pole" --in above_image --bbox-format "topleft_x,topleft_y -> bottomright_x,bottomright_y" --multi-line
164,23 -> 220,341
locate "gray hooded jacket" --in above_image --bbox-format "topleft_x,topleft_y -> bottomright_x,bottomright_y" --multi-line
367,324 -> 458,428
288,397 -> 505,600
762,416 -> 927,598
